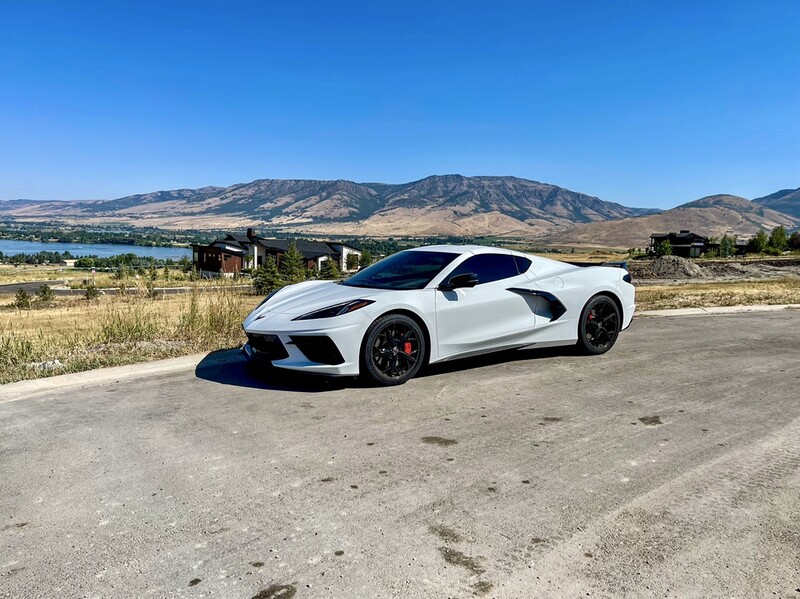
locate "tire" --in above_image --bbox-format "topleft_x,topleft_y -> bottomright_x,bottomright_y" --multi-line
576,295 -> 621,355
361,313 -> 426,386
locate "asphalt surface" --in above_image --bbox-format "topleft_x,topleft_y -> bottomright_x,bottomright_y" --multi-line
0,280 -> 64,294
1,311 -> 799,598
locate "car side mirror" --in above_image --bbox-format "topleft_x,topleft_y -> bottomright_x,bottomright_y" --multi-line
439,272 -> 479,291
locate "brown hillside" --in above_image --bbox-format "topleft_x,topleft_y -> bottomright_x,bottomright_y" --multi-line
542,195 -> 797,248
0,175 -> 651,236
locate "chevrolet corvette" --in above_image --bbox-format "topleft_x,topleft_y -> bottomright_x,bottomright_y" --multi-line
242,245 -> 635,385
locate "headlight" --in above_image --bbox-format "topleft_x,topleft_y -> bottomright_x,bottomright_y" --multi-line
292,300 -> 374,321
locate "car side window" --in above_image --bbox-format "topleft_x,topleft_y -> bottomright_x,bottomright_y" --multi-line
514,256 -> 532,274
447,254 -> 520,285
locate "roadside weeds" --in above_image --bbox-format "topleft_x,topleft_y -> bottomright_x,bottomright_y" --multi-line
2,276 -> 800,385
1,282 -> 261,384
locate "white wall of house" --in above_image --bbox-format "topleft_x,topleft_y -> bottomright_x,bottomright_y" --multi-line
248,245 -> 269,267
241,241 -> 362,272
330,244 -> 362,271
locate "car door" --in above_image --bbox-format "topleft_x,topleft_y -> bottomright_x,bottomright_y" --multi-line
435,253 -> 536,359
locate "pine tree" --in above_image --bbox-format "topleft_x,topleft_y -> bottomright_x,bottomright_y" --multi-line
14,288 -> 32,309
747,229 -> 768,254
319,257 -> 341,280
768,226 -> 788,252
279,242 -> 306,284
254,256 -> 284,294
719,234 -> 736,258
36,284 -> 55,303
359,250 -> 373,268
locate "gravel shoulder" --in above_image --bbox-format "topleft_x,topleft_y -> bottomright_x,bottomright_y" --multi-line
630,255 -> 800,285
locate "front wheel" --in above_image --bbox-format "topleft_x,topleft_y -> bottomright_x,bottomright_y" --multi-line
577,295 -> 620,355
362,314 -> 426,386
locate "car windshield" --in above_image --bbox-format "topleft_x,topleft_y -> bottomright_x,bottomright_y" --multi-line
342,250 -> 460,290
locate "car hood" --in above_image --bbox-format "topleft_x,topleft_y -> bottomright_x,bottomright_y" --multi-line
244,280 -> 392,325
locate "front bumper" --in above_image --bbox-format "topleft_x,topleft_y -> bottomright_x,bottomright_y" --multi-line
242,321 -> 363,377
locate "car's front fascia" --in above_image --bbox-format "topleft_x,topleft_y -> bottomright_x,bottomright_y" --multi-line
242,280 -> 436,377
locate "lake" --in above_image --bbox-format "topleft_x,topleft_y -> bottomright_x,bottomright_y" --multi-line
0,239 -> 193,260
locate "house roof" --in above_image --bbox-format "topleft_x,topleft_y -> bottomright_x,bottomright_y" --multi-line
258,238 -> 338,256
650,231 -> 708,244
205,240 -> 247,254
327,241 -> 361,252
200,233 -> 362,261
224,234 -> 258,245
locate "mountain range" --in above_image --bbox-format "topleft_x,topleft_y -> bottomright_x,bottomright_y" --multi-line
541,193 -> 798,248
1,176 -> 797,247
752,188 -> 800,220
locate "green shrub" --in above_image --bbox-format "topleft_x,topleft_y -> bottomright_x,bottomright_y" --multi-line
654,240 -> 672,257
747,229 -> 768,254
84,285 -> 101,301
359,250 -> 373,268
768,226 -> 788,252
279,242 -> 306,284
36,284 -> 55,303
14,288 -> 32,309
319,257 -> 341,280
254,256 -> 284,294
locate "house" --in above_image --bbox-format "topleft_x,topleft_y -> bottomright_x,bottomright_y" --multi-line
191,240 -> 248,276
58,259 -> 78,268
192,229 -> 362,277
649,231 -> 709,258
706,238 -> 749,256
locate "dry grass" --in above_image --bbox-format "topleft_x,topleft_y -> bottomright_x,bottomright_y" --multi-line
636,277 -> 800,311
4,272 -> 800,384
0,265 -> 76,284
0,265 -> 200,288
0,282 -> 262,384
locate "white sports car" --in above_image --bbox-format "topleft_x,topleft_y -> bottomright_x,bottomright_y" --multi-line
242,245 -> 635,385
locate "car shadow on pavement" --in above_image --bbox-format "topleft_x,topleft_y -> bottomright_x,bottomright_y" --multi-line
194,348 -> 351,393
418,345 -> 572,379
195,345 -> 576,391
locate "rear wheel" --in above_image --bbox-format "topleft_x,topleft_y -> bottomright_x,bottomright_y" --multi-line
362,314 -> 426,386
577,295 -> 620,355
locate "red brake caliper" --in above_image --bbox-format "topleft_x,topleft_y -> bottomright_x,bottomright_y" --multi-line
404,341 -> 413,354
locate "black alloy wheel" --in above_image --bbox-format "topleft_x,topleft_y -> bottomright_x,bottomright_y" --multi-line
577,295 -> 621,355
362,314 -> 426,386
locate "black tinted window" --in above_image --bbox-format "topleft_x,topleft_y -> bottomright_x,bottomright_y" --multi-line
447,254 -> 520,285
342,250 -> 459,290
514,256 -> 532,274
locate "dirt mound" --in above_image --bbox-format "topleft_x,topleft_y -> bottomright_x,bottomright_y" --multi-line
630,256 -> 707,279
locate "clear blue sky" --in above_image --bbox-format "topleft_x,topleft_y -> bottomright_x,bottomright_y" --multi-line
1,1 -> 798,208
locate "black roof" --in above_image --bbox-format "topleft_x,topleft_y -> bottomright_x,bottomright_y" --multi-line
190,241 -> 246,254
224,234 -> 253,244
650,231 -> 708,243
210,240 -> 246,253
206,233 -> 361,261
258,238 -> 338,256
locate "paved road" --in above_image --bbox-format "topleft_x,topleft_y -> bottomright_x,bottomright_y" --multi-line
0,280 -> 64,294
1,312 -> 799,598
